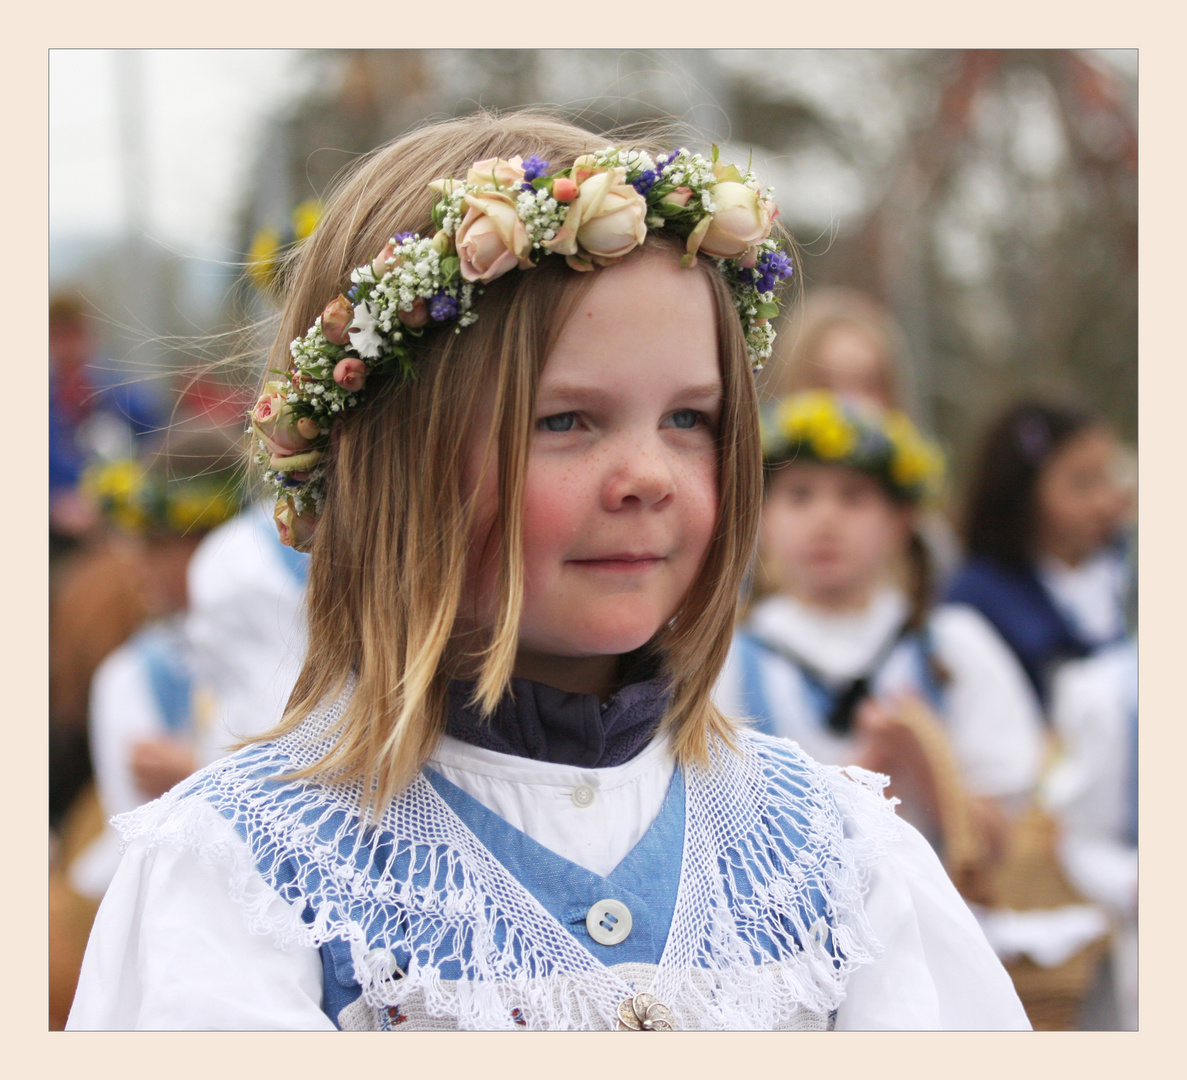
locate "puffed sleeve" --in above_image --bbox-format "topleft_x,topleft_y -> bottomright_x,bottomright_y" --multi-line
929,604 -> 1045,802
835,817 -> 1031,1030
66,804 -> 332,1031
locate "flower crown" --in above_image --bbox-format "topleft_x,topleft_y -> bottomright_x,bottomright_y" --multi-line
761,390 -> 945,505
83,458 -> 245,536
251,146 -> 796,550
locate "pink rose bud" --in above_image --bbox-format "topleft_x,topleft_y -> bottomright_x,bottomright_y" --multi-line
333,358 -> 368,392
455,195 -> 532,283
371,242 -> 397,278
552,177 -> 579,203
321,294 -> 355,345
569,155 -> 600,188
251,388 -> 284,425
398,298 -> 430,328
295,416 -> 321,440
663,186 -> 693,208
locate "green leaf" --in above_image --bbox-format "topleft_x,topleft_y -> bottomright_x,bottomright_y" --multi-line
755,301 -> 780,320
440,256 -> 460,282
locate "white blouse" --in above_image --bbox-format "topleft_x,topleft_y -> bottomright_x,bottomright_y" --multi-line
1038,549 -> 1129,648
1044,640 -> 1138,916
714,589 -> 1045,804
184,501 -> 308,759
68,731 -> 1028,1031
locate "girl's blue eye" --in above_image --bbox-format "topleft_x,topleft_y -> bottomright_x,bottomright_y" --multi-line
539,412 -> 576,432
668,409 -> 703,430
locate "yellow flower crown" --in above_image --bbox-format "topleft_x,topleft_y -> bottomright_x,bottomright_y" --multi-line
83,459 -> 245,537
761,390 -> 945,504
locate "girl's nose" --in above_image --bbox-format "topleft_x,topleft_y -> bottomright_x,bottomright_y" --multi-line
601,435 -> 676,511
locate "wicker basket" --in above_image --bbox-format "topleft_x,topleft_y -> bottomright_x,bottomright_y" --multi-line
888,701 -> 1107,1030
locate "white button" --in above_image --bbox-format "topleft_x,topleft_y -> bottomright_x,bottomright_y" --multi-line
586,899 -> 633,945
571,784 -> 595,808
365,949 -> 404,980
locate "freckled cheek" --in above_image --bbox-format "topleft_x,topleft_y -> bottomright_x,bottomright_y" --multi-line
683,461 -> 721,558
521,476 -> 589,557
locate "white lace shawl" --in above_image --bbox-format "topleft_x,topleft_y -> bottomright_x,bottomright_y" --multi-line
115,689 -> 906,1031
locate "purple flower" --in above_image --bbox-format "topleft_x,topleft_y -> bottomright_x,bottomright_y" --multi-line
522,155 -> 550,181
631,169 -> 657,196
428,292 -> 459,322
393,231 -> 416,244
346,286 -> 359,301
754,250 -> 794,293
655,150 -> 679,172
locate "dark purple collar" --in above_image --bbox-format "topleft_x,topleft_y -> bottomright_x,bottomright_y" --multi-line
445,655 -> 670,768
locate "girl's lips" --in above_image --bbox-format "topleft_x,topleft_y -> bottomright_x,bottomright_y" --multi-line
569,554 -> 665,570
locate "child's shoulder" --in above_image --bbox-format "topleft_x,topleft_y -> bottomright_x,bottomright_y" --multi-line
708,726 -> 906,852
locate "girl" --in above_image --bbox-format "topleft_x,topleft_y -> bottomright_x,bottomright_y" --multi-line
945,400 -> 1132,708
68,112 -> 1027,1031
715,391 -> 1044,858
758,286 -> 960,586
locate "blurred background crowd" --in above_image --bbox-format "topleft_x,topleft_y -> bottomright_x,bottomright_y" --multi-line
48,49 -> 1137,1030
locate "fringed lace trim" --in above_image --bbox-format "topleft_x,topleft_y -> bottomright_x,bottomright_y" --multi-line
115,689 -> 906,1031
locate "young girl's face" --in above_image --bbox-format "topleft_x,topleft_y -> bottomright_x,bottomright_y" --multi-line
463,250 -> 722,694
760,463 -> 911,609
1035,426 -> 1126,566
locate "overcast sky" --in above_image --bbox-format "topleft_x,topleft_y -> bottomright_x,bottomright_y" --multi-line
50,50 -> 317,257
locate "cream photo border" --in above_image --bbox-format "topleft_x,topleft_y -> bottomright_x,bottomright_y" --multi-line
23,17 -> 1173,1077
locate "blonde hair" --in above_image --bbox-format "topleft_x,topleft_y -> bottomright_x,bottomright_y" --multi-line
758,286 -> 911,411
249,111 -> 764,810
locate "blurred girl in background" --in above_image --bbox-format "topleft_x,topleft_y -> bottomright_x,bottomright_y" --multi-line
49,424 -> 244,1028
759,286 -> 959,584
945,400 -> 1132,709
716,390 -> 1044,884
